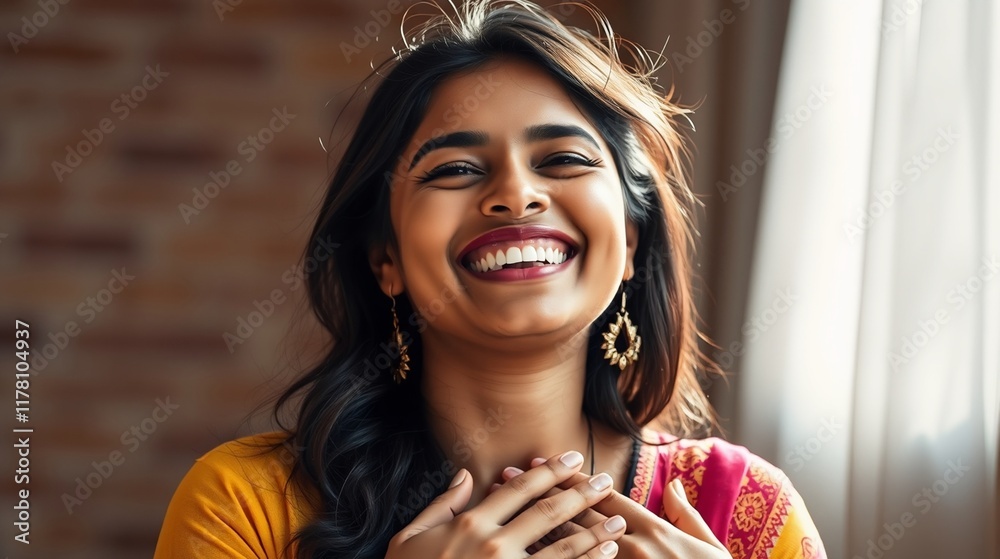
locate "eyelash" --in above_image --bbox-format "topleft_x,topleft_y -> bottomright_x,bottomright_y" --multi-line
415,154 -> 603,184
416,162 -> 480,184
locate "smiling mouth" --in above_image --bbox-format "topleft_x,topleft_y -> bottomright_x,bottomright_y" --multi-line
463,242 -> 578,273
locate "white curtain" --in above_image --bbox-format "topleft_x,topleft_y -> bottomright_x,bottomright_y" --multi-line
734,1 -> 999,558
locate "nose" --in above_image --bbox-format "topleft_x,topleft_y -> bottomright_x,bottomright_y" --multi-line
480,163 -> 550,219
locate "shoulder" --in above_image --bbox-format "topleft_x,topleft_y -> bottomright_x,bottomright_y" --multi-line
636,429 -> 827,559
189,431 -> 300,487
153,432 -> 314,559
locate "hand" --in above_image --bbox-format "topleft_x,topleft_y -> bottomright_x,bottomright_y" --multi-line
492,456 -> 732,559
384,451 -> 628,558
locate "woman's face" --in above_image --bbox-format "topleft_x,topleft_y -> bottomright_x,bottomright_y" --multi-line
373,57 -> 637,349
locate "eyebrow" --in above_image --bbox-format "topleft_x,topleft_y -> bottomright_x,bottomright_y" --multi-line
524,124 -> 600,149
407,124 -> 601,171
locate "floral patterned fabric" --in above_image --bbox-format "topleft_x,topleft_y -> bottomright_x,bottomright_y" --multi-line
627,428 -> 827,559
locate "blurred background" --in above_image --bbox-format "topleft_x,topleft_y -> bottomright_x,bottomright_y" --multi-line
0,0 -> 996,557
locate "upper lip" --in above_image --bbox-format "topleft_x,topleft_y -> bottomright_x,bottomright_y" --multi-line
456,224 -> 581,266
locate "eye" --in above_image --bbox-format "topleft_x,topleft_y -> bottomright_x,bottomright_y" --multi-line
415,162 -> 483,184
540,153 -> 603,168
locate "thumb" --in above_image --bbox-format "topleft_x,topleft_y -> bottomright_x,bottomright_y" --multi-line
395,469 -> 472,542
662,478 -> 728,552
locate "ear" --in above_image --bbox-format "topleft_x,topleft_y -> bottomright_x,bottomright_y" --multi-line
623,218 -> 639,281
368,242 -> 404,297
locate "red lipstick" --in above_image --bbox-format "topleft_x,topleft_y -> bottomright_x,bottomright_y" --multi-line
457,225 -> 580,282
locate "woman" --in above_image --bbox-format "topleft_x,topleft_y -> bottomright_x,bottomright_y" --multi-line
153,1 -> 827,558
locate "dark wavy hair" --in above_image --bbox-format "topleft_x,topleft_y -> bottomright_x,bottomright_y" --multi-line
271,1 -> 719,557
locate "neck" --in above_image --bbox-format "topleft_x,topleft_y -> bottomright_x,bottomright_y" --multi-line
419,329 -> 593,505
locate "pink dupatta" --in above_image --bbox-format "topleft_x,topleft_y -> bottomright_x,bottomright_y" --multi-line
625,428 -> 827,559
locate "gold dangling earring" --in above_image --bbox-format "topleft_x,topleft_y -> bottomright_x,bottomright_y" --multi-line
389,289 -> 411,384
601,286 -> 641,370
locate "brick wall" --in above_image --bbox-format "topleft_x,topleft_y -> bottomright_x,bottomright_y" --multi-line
0,1 -> 661,557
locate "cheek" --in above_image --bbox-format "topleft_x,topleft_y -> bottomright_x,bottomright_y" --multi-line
396,193 -> 466,274
570,180 -> 628,255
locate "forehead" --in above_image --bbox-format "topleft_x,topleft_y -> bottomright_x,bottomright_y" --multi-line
412,57 -> 600,140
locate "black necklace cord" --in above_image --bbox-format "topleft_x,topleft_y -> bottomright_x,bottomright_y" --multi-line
585,415 -> 595,476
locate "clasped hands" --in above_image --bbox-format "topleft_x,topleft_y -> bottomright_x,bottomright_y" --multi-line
386,449 -> 733,558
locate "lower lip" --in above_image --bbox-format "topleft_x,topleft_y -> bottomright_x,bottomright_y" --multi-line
462,254 -> 577,282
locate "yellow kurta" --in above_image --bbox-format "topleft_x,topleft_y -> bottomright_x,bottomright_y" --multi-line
154,429 -> 827,558
153,433 -> 314,558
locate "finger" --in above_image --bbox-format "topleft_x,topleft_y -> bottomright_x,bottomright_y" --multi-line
662,478 -> 728,551
394,469 -> 472,542
507,463 -> 610,536
528,515 -> 625,559
500,466 -> 607,527
502,470 -> 618,545
516,491 -> 593,554
585,541 -> 620,558
534,517 -> 586,548
548,470 -> 662,529
512,476 -> 608,530
525,523 -> 587,558
479,450 -> 588,524
560,508 -> 607,532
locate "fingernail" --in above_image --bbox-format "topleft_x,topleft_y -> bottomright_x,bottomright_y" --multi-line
600,540 -> 619,556
503,466 -> 523,478
589,472 -> 612,491
449,469 -> 467,488
531,457 -> 546,467
604,515 -> 626,532
490,482 -> 501,492
560,450 -> 584,468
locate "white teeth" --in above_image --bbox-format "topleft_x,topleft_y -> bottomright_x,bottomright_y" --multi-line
468,244 -> 575,272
